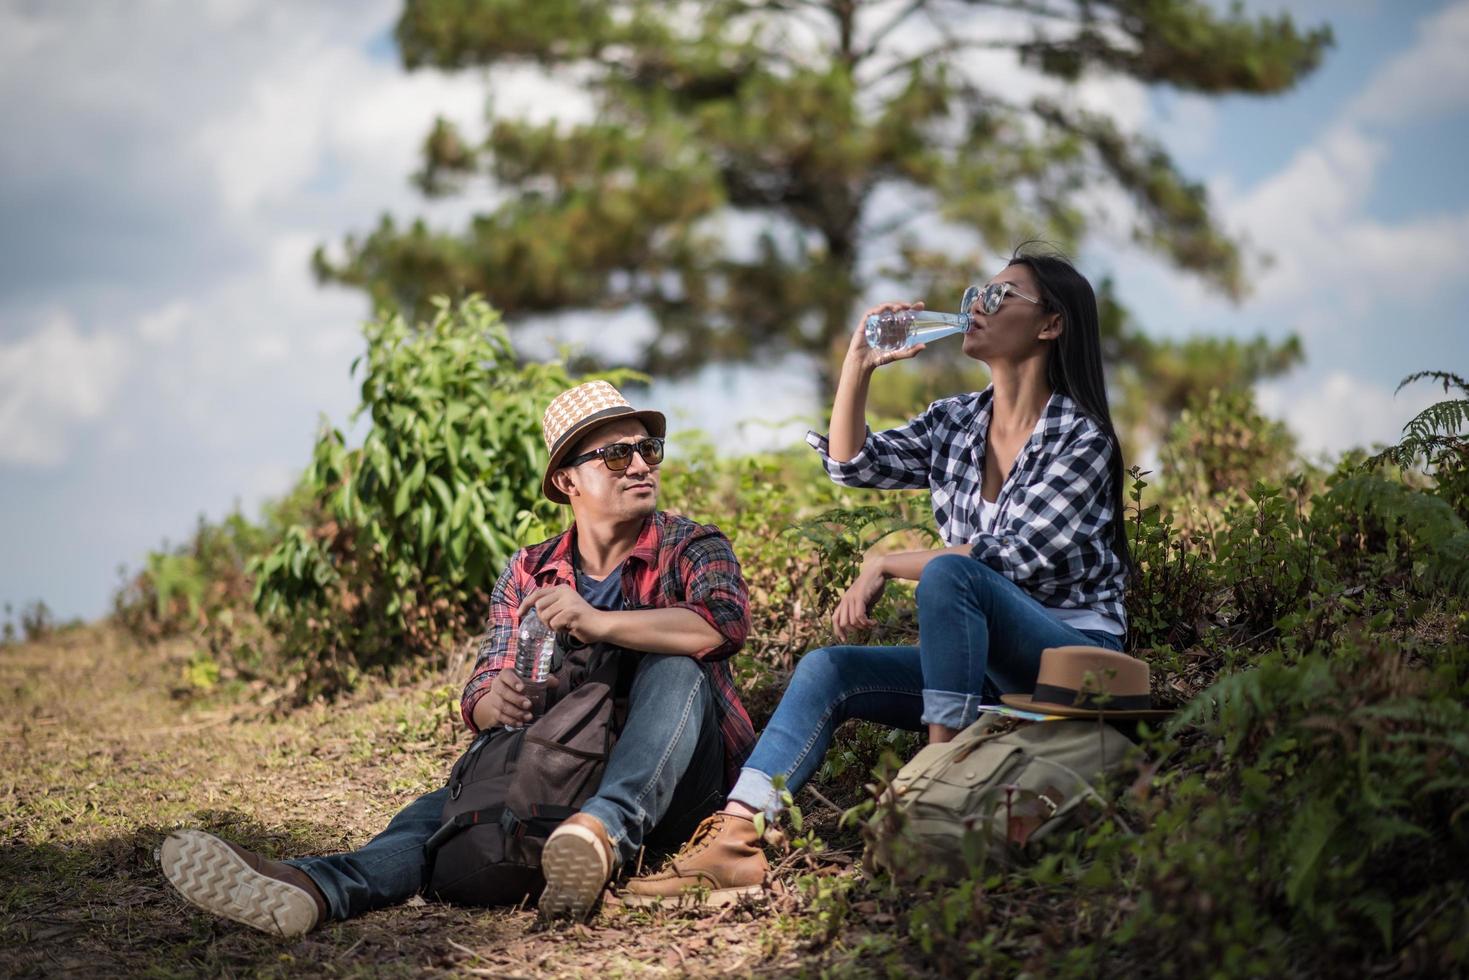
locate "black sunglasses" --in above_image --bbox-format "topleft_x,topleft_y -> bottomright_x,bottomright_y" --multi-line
564,436 -> 665,472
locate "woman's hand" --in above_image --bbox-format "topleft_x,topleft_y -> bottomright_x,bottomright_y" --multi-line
845,300 -> 927,375
832,555 -> 890,641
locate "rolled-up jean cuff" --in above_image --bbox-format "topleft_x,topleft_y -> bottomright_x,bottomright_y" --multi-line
728,767 -> 781,818
922,689 -> 985,730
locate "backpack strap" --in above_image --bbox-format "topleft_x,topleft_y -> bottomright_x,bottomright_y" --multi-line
512,803 -> 580,838
423,805 -> 506,857
422,802 -> 583,858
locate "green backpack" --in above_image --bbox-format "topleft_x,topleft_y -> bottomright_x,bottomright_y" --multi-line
864,715 -> 1135,879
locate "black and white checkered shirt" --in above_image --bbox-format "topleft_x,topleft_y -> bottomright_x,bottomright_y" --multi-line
807,386 -> 1128,631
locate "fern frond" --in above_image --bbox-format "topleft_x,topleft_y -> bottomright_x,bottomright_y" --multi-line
1395,370 -> 1468,398
1328,474 -> 1469,594
1401,399 -> 1469,447
1363,369 -> 1469,473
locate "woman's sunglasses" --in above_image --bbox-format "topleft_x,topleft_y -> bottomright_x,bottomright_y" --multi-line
564,436 -> 666,472
964,281 -> 1043,316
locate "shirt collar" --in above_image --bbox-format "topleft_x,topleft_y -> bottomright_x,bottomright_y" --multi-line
970,385 -> 1078,442
534,513 -> 660,584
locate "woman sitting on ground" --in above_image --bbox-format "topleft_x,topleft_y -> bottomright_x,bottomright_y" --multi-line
623,247 -> 1133,905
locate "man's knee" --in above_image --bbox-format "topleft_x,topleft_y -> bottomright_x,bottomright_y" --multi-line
628,654 -> 708,709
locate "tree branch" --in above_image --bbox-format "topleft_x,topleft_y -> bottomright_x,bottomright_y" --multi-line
856,0 -> 933,62
865,36 -> 1028,85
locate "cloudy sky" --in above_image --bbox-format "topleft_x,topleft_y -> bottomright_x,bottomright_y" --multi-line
2,0 -> 1466,622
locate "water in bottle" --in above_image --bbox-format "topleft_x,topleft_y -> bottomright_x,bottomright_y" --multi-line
508,607 -> 556,728
864,285 -> 980,353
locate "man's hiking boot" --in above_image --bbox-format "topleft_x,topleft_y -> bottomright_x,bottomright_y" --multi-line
159,829 -> 328,938
621,811 -> 767,907
540,813 -> 614,920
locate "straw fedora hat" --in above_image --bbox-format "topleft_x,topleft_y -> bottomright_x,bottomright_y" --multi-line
1001,646 -> 1172,720
540,381 -> 666,504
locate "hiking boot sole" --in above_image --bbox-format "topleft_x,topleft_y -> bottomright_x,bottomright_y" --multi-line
539,824 -> 610,920
159,830 -> 319,938
619,883 -> 765,908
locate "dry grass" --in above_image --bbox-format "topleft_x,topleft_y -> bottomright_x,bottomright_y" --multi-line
0,626 -> 844,978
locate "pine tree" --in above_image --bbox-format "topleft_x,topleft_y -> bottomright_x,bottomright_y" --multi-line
317,0 -> 1329,400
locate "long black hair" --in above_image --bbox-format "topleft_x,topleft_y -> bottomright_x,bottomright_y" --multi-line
1006,245 -> 1132,573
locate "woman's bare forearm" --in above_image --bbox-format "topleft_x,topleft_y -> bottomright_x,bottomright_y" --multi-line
828,360 -> 874,462
870,545 -> 974,582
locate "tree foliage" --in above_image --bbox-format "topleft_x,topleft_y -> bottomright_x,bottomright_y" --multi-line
317,0 -> 1327,397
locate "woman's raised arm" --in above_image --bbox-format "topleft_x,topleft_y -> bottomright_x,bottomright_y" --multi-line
827,301 -> 926,461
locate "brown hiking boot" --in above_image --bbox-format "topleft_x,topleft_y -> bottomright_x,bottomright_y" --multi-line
621,811 -> 767,907
159,830 -> 328,938
540,812 -> 614,920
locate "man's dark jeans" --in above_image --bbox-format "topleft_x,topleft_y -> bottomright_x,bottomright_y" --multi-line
288,653 -> 724,921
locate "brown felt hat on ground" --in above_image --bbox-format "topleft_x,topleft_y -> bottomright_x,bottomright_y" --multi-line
1001,646 -> 1173,720
540,381 -> 666,505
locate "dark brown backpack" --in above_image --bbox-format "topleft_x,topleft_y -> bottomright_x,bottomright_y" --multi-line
423,644 -> 625,906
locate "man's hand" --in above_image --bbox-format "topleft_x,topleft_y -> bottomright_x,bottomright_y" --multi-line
518,585 -> 609,644
832,555 -> 889,641
472,668 -> 560,729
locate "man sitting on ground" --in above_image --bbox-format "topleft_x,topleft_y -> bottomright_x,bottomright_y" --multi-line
160,380 -> 756,934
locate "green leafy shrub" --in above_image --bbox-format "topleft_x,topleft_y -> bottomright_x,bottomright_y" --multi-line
2,600 -> 77,646
1107,633 -> 1469,977
113,502 -> 304,643
250,296 -> 608,696
1125,465 -> 1217,654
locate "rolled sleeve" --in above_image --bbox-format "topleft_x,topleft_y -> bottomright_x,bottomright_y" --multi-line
460,560 -> 521,732
806,398 -> 956,490
671,530 -> 750,661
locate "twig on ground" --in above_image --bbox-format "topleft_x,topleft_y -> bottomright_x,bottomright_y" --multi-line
802,784 -> 846,816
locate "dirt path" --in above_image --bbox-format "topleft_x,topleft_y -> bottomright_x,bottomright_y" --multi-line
0,628 -> 829,978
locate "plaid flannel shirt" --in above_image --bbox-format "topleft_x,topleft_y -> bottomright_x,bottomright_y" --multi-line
807,386 -> 1128,630
460,511 -> 755,789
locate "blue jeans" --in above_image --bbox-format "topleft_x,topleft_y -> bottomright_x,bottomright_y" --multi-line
290,653 -> 724,921
728,555 -> 1124,811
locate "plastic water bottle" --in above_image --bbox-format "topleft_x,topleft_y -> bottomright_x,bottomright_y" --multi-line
507,607 -> 556,728
863,285 -> 979,353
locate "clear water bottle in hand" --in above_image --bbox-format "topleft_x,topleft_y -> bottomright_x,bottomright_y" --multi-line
864,285 -> 979,353
507,607 -> 556,729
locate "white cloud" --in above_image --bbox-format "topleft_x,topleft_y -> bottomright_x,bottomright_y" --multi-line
137,301 -> 191,345
1220,122 -> 1469,314
192,45 -> 492,219
1350,0 -> 1469,123
1257,370 -> 1443,458
1101,0 -> 1469,339
1224,1 -> 1469,316
0,312 -> 130,467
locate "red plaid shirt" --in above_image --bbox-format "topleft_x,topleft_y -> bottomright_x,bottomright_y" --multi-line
460,511 -> 755,788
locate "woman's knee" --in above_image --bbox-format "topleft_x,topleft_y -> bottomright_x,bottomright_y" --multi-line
790,645 -> 840,690
917,552 -> 983,604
